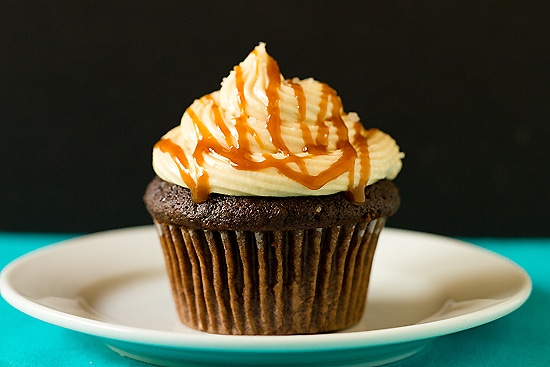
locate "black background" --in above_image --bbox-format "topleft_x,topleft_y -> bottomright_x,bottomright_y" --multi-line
1,1 -> 549,236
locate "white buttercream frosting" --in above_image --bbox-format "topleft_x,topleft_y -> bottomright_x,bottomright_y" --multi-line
152,43 -> 403,203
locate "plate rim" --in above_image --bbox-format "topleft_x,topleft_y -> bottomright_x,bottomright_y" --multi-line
0,226 -> 532,352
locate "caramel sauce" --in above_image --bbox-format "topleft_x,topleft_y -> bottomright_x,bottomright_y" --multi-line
265,54 -> 287,154
154,137 -> 211,203
345,125 -> 376,204
205,95 -> 233,148
289,82 -> 313,156
290,82 -> 306,123
158,52 -> 371,203
234,65 -> 252,153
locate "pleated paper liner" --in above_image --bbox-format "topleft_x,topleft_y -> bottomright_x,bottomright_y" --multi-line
154,217 -> 386,335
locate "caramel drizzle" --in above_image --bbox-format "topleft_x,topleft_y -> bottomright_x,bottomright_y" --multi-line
155,53 -> 371,203
346,124 -> 375,204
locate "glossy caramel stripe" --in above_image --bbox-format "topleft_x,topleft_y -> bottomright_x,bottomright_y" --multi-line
314,85 -> 330,148
347,126 -> 375,203
265,55 -> 288,154
204,95 -> 234,148
234,65 -> 253,153
290,82 -> 307,123
290,81 -> 318,167
154,138 -> 204,200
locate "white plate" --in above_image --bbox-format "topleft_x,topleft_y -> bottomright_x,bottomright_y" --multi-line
0,226 -> 531,367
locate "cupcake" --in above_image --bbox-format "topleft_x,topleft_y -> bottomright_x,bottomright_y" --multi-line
144,43 -> 403,335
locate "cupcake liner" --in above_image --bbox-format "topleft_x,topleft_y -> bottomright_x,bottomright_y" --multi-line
154,217 -> 386,335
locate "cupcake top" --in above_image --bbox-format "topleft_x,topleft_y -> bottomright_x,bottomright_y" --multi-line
152,43 -> 403,204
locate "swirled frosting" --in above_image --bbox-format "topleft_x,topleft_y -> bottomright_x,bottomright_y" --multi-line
152,43 -> 403,203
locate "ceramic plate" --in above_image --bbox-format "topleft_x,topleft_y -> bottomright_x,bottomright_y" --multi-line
0,226 -> 531,367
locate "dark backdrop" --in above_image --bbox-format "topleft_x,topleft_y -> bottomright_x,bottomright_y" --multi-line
1,1 -> 548,236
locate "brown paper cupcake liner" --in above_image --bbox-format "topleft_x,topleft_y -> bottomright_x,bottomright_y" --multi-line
154,217 -> 386,335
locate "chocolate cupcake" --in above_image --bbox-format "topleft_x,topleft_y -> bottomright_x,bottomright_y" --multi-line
144,43 -> 404,335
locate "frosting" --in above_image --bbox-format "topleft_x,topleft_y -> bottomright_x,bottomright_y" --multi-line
152,43 -> 403,203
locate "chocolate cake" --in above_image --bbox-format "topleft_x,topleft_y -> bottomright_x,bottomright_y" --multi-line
144,176 -> 400,231
144,177 -> 400,335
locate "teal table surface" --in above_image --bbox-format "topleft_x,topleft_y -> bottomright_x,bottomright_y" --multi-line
0,231 -> 549,367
